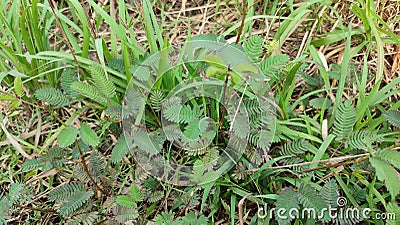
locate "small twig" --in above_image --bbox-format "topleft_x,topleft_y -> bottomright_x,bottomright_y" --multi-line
49,0 -> 85,74
15,204 -> 56,213
218,68 -> 231,130
75,140 -> 105,195
229,83 -> 248,133
260,95 -> 285,119
34,108 -> 42,147
0,124 -> 51,147
82,2 -> 97,40
238,193 -> 251,225
236,0 -> 248,44
246,153 -> 370,173
297,155 -> 369,175
0,117 -> 33,159
176,191 -> 193,219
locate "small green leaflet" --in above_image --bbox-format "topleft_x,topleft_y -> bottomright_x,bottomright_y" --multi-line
80,124 -> 100,147
370,157 -> 400,200
58,126 -> 79,148
116,196 -> 137,208
384,110 -> 400,128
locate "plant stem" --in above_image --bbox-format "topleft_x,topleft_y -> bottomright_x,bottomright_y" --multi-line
297,155 -> 369,175
49,0 -> 85,75
75,140 -> 106,195
82,2 -> 97,39
218,69 -> 230,130
15,204 -> 56,213
246,153 -> 370,172
235,0 -> 248,44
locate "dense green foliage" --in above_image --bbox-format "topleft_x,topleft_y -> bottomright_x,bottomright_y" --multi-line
0,0 -> 399,224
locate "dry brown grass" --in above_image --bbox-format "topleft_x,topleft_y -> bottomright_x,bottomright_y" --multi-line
148,0 -> 399,105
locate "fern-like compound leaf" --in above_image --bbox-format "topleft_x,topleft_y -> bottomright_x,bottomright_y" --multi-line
386,202 -> 400,225
122,89 -> 145,118
129,184 -> 143,202
67,211 -> 98,225
378,149 -> 400,170
259,54 -> 289,78
133,128 -> 159,155
150,90 -> 165,112
163,124 -> 180,142
90,63 -> 116,98
334,207 -> 365,225
73,166 -> 89,183
116,196 -> 137,208
8,183 -> 31,205
232,162 -> 248,181
71,81 -> 108,106
369,156 -> 400,199
231,113 -> 250,139
58,190 -> 94,217
298,184 -> 330,222
89,151 -> 106,179
180,212 -> 208,224
299,72 -> 321,87
348,184 -> 366,203
179,105 -> 201,123
0,197 -> 10,224
320,179 -> 339,206
130,65 -> 150,81
42,147 -> 67,169
202,147 -> 219,167
333,100 -> 356,139
346,130 -> 377,150
105,104 -> 122,119
107,58 -> 126,73
249,149 -> 265,166
48,182 -> 86,202
111,136 -> 129,163
243,35 -> 264,63
72,140 -> 90,160
147,190 -> 164,203
61,68 -> 78,97
192,160 -> 205,183
279,156 -> 306,175
135,166 -> 150,182
247,130 -> 272,151
162,96 -> 182,123
309,97 -> 332,109
22,147 -> 66,171
384,110 -> 400,128
21,158 -> 45,171
154,212 -> 175,225
142,177 -> 160,191
34,88 -> 69,108
185,139 -> 210,156
115,206 -> 139,223
281,139 -> 312,156
275,187 -> 299,225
